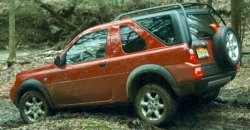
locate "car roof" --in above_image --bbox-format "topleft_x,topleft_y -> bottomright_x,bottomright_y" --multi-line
183,9 -> 210,15
78,18 -> 133,36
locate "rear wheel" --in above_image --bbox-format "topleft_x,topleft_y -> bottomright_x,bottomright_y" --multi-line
19,91 -> 50,123
135,84 -> 176,126
213,26 -> 241,70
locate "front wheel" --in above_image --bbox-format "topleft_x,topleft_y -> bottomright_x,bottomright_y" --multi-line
19,91 -> 50,123
135,84 -> 176,126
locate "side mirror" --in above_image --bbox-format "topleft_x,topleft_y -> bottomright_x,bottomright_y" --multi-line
54,56 -> 65,66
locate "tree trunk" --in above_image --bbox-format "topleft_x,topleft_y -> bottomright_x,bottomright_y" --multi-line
208,0 -> 212,6
231,0 -> 242,37
177,0 -> 184,3
8,0 -> 16,61
231,0 -> 243,65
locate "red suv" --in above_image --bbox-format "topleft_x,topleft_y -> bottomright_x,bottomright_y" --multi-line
10,3 -> 241,126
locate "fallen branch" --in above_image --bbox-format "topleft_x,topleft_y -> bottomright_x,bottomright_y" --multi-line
63,18 -> 100,46
33,0 -> 78,30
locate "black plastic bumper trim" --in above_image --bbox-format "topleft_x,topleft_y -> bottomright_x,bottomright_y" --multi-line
207,76 -> 231,88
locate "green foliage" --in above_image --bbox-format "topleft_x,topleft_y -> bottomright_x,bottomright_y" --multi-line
83,119 -> 111,130
1,0 -> 250,49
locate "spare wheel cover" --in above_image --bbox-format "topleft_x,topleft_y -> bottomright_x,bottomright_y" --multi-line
213,26 -> 241,69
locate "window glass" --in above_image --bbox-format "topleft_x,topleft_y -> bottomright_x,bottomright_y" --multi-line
135,15 -> 175,45
120,26 -> 147,53
187,14 -> 215,39
210,11 -> 224,26
66,29 -> 107,64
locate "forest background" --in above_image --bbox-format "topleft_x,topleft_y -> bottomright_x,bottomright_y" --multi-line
0,0 -> 250,62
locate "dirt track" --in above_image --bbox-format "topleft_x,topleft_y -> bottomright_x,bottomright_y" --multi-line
0,51 -> 249,130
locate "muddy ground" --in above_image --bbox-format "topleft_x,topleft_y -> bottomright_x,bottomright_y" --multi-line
0,50 -> 249,130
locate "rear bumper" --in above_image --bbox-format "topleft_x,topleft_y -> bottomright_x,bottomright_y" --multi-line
194,70 -> 236,95
173,69 -> 237,98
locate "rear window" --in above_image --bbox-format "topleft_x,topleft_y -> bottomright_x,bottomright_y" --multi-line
135,15 -> 176,45
187,14 -> 215,39
120,26 -> 147,53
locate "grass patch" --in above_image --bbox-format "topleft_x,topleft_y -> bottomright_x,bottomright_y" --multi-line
83,119 -> 111,130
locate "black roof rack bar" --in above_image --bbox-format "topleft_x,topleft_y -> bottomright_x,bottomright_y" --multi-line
114,2 -> 226,25
114,3 -> 192,45
179,3 -> 192,46
181,2 -> 226,25
114,3 -> 183,21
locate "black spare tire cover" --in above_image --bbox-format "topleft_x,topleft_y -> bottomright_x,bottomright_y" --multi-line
213,26 -> 241,70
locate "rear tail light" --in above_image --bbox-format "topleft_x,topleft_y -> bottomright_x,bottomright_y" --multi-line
188,48 -> 203,78
189,55 -> 196,63
209,23 -> 219,31
194,67 -> 203,78
188,49 -> 197,63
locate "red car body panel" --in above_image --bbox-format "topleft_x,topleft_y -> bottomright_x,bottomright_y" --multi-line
9,13 -> 230,109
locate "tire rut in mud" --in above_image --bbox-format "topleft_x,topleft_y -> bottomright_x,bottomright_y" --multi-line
0,67 -> 249,129
168,99 -> 250,130
0,96 -> 249,130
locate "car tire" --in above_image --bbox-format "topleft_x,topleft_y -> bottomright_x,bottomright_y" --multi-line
135,84 -> 176,126
19,91 -> 50,123
213,26 -> 241,70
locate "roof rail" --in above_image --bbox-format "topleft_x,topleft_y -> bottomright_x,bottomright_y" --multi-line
114,3 -> 191,45
113,3 -> 184,21
181,2 -> 226,25
113,2 -> 226,47
113,2 -> 225,25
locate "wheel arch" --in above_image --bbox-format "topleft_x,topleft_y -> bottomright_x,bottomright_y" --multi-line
126,64 -> 177,103
16,79 -> 55,109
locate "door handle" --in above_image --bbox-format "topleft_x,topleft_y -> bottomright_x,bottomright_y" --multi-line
99,62 -> 107,67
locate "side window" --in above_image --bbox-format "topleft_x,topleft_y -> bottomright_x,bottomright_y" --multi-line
135,15 -> 175,45
120,26 -> 147,53
66,29 -> 107,64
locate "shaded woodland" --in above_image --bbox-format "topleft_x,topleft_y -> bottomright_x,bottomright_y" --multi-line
0,1 -> 250,129
0,0 -> 249,57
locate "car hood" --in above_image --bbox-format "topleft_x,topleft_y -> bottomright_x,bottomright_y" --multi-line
17,63 -> 55,76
